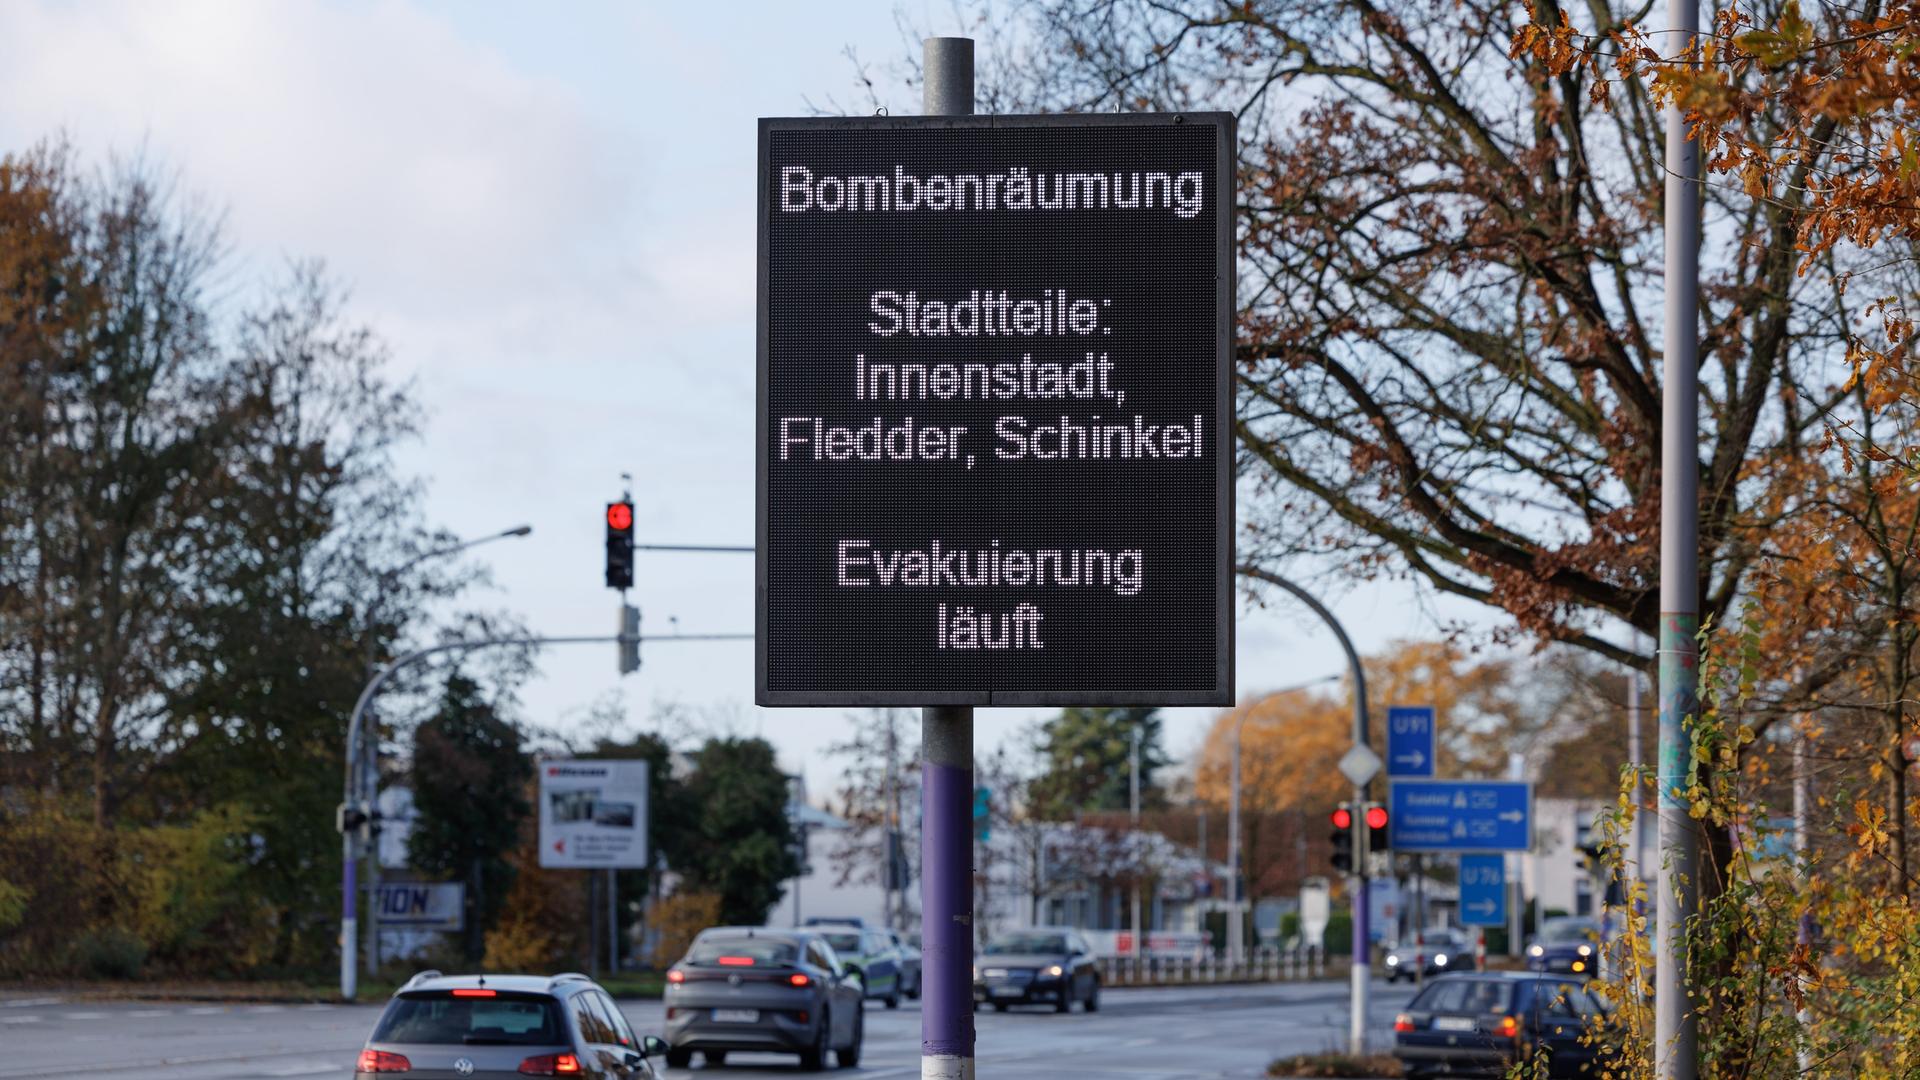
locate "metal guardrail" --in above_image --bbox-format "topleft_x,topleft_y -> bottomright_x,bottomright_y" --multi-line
1097,947 -> 1329,986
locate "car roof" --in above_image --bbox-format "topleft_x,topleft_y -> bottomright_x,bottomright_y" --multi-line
395,972 -> 594,996
699,925 -> 813,943
1424,970 -> 1576,983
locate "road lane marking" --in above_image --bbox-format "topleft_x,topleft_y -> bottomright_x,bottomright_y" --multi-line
0,998 -> 61,1009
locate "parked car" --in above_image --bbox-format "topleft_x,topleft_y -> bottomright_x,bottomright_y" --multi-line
808,924 -> 904,1008
354,970 -> 666,1079
888,929 -> 922,999
1386,928 -> 1478,982
971,928 -> 1101,1013
1392,972 -> 1615,1078
1527,916 -> 1604,976
662,927 -> 865,1071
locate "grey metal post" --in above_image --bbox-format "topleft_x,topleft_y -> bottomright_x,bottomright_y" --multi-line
1629,655 -> 1645,883
1657,0 -> 1702,1066
1130,724 -> 1143,975
1228,716 -> 1244,962
1237,566 -> 1370,1056
920,40 -> 976,1080
609,869 -> 620,973
1793,733 -> 1812,1072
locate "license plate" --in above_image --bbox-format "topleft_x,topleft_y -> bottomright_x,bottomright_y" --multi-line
1433,1016 -> 1476,1032
991,986 -> 1024,998
713,1009 -> 759,1023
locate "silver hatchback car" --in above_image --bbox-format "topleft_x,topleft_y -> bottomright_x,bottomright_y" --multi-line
663,927 -> 866,1070
355,971 -> 667,1079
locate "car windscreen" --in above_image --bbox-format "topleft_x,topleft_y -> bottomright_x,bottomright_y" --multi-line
819,932 -> 862,954
984,934 -> 1068,955
371,991 -> 565,1046
1409,979 -> 1513,1014
689,938 -> 799,965
1539,919 -> 1600,943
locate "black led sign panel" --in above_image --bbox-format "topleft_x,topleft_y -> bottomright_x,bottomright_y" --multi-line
757,113 -> 1234,706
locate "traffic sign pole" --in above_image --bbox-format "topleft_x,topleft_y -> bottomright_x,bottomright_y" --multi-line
919,37 -> 977,1080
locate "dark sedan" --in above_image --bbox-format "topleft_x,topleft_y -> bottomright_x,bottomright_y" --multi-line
662,927 -> 865,1070
1527,916 -> 1604,977
971,929 -> 1101,1013
1392,972 -> 1614,1079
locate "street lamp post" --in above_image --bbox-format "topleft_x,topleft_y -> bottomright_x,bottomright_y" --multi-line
1236,565 -> 1373,1057
343,524 -> 530,998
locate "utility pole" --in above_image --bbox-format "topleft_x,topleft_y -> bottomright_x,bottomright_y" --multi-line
1229,712 -> 1244,964
919,39 -> 976,1080
1656,0 -> 1703,1064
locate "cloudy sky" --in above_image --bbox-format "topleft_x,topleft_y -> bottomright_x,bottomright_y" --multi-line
1,0 -> 1489,787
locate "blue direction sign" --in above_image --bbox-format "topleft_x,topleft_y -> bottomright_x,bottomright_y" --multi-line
1388,779 -> 1532,852
1386,705 -> 1435,777
1459,854 -> 1507,927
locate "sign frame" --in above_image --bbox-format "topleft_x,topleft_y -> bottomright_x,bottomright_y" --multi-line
1458,853 -> 1507,927
755,112 -> 1236,707
538,758 -> 651,870
1386,705 -> 1436,777
1386,778 -> 1534,853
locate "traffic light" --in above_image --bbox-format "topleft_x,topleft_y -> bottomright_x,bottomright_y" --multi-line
336,802 -> 370,841
1366,802 -> 1390,854
1330,804 -> 1354,874
618,603 -> 640,675
605,501 -> 635,589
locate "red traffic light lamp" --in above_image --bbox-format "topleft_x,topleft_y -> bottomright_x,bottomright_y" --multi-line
605,500 -> 635,590
1366,805 -> 1388,830
1331,806 -> 1353,830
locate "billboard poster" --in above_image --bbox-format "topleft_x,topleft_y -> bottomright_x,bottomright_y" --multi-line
538,758 -> 649,869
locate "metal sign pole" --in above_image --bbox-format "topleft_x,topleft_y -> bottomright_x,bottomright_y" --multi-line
1657,0 -> 1702,1068
920,38 -> 977,1080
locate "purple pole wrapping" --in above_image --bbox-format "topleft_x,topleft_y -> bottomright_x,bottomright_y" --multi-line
920,730 -> 974,1075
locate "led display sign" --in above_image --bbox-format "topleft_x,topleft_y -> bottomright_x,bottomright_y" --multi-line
758,114 -> 1234,705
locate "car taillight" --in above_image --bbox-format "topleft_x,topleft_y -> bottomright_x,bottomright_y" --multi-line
717,955 -> 755,966
1393,1013 -> 1415,1033
518,1053 -> 583,1075
666,969 -> 684,983
1494,1015 -> 1521,1039
790,972 -> 811,987
451,988 -> 496,997
795,1010 -> 809,1024
357,1049 -> 411,1073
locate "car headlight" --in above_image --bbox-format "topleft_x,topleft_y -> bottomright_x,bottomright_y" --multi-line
972,966 -> 979,979
1386,954 -> 1399,966
1577,945 -> 1592,957
1434,953 -> 1448,966
1047,965 -> 1063,977
1529,944 -> 1544,957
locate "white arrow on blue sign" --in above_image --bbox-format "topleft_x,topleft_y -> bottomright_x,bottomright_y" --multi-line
1459,853 -> 1507,927
1386,705 -> 1435,777
1387,779 -> 1532,852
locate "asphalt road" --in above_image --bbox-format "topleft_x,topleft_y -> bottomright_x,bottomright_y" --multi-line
0,981 -> 1417,1079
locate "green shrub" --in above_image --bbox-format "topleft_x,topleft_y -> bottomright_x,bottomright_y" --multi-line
72,927 -> 148,979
